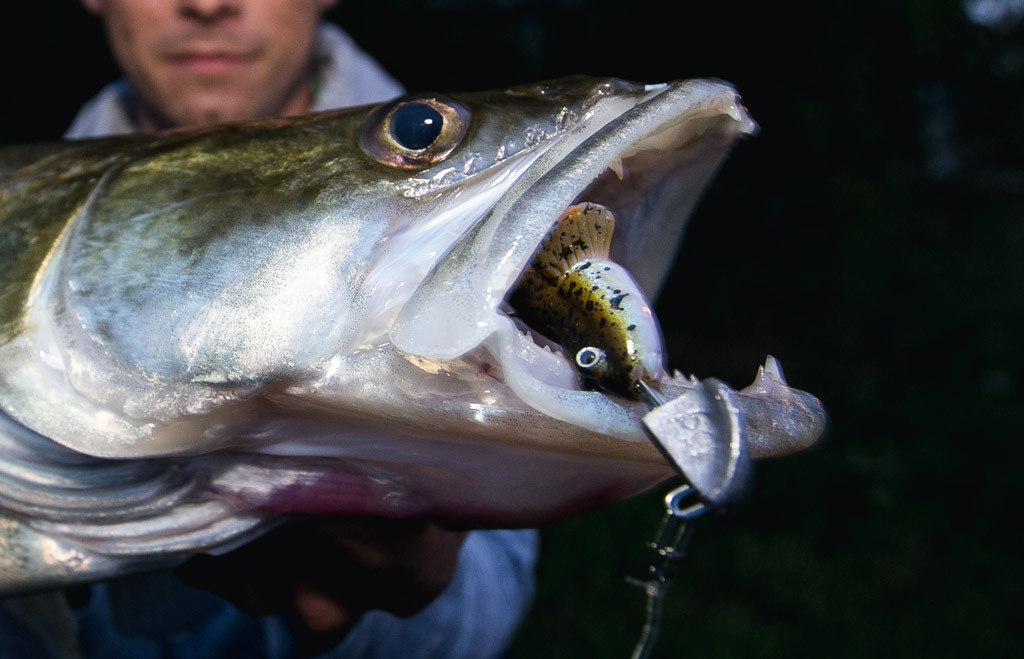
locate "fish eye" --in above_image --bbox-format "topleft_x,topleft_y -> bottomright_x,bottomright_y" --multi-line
360,94 -> 471,170
391,102 -> 444,150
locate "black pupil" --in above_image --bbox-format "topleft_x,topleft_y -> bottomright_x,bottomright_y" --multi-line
390,103 -> 444,150
578,349 -> 598,367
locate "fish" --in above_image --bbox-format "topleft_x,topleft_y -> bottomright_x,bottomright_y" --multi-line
510,201 -> 665,396
0,77 -> 826,595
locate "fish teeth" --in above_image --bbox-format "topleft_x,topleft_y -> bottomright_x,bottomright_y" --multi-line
762,354 -> 787,384
670,370 -> 697,385
518,328 -> 560,355
736,355 -> 791,398
608,157 -> 625,180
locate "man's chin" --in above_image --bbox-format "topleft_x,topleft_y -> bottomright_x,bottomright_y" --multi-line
147,87 -> 310,129
138,93 -> 256,130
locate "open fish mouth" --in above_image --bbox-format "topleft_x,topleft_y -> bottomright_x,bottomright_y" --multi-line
388,78 -> 759,440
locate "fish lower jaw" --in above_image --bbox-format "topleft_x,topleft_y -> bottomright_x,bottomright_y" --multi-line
484,314 -> 652,441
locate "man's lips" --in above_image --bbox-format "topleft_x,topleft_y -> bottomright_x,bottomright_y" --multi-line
165,51 -> 260,76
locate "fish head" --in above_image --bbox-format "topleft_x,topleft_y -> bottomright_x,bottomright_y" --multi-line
0,77 -> 825,591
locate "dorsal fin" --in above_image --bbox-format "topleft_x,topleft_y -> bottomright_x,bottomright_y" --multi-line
532,203 -> 615,278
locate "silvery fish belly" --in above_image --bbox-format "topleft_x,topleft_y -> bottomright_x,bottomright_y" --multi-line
0,77 -> 826,594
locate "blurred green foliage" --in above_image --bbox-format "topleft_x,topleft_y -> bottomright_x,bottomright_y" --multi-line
2,0 -> 1021,656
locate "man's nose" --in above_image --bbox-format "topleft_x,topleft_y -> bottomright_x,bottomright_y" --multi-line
177,0 -> 241,22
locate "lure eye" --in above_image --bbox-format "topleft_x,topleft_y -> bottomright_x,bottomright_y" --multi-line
575,347 -> 608,373
360,94 -> 471,170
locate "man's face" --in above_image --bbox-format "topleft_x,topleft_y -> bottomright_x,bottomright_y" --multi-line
83,0 -> 337,129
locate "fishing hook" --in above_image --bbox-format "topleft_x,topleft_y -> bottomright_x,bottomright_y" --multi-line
628,377 -> 754,657
626,483 -> 706,659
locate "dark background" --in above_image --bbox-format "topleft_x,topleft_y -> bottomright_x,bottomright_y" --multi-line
2,1 -> 1021,656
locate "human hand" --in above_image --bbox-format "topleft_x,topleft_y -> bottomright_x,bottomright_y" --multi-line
176,517 -> 467,656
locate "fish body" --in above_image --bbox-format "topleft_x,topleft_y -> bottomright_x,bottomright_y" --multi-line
0,77 -> 826,594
